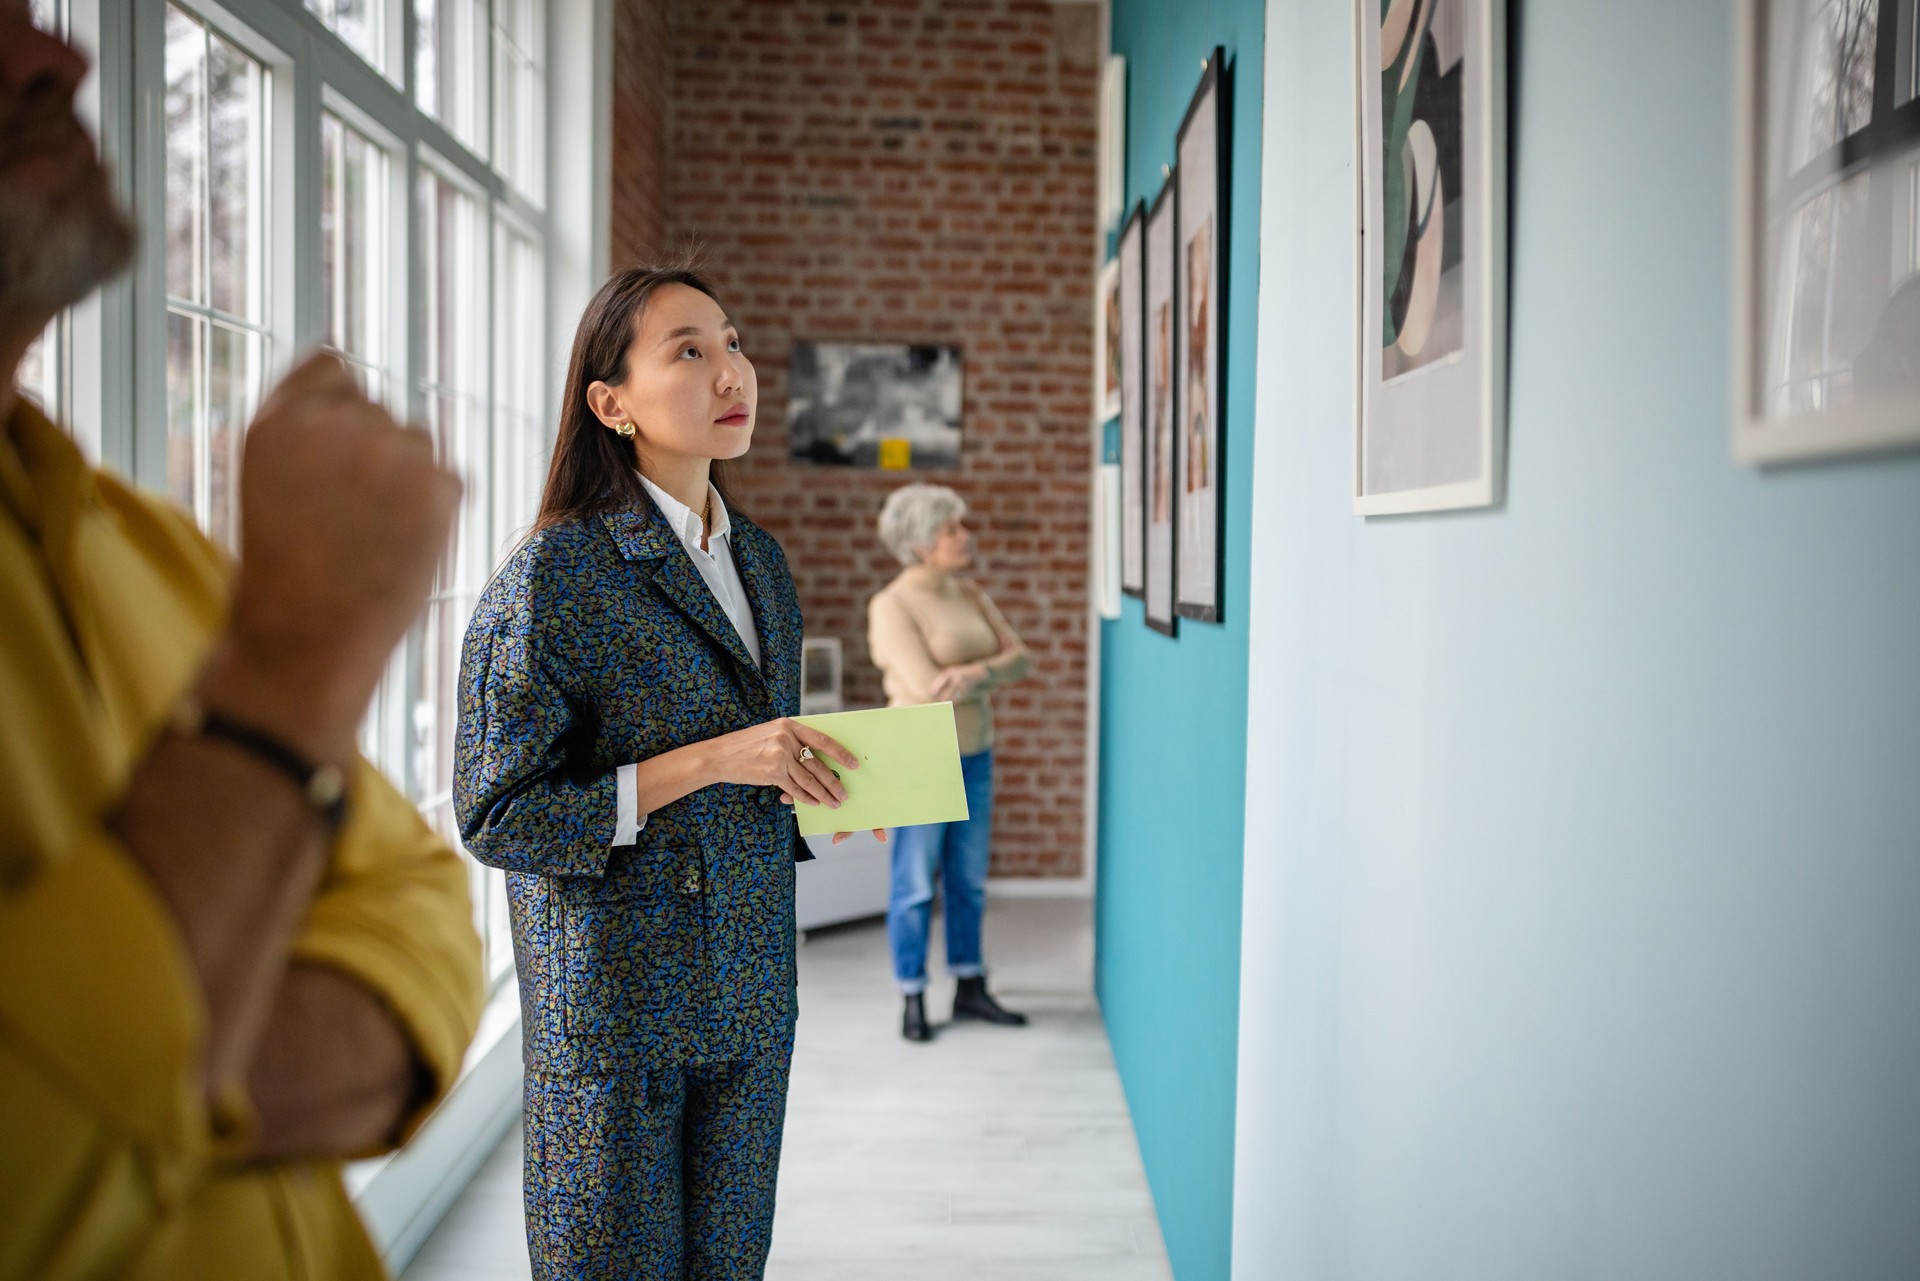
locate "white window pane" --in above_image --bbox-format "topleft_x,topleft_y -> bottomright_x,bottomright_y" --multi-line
164,9 -> 207,306
164,4 -> 271,546
206,34 -> 266,322
30,0 -> 63,35
493,221 -> 543,561
206,323 -> 261,548
308,0 -> 386,72
393,171 -> 495,832
165,310 -> 203,518
321,113 -> 394,400
493,0 -> 544,199
416,0 -> 487,156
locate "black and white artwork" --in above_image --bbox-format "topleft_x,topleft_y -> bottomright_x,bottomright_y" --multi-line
1734,0 -> 1920,462
1176,49 -> 1227,622
789,342 -> 964,469
1144,176 -> 1179,637
1356,0 -> 1507,513
1118,203 -> 1147,597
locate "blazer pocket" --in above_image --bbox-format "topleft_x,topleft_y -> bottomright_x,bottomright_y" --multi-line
557,857 -> 686,1039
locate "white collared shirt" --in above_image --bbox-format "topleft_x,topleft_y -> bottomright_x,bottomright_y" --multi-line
613,474 -> 762,846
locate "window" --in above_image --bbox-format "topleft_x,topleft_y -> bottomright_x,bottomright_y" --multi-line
163,4 -> 272,549
491,0 -> 543,200
321,111 -> 395,402
111,0 -> 559,987
416,0 -> 487,154
307,0 -> 388,74
493,218 -> 545,563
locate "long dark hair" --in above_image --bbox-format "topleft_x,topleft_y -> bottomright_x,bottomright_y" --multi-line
534,262 -> 743,533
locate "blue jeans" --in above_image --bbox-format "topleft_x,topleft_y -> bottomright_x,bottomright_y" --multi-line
888,749 -> 994,994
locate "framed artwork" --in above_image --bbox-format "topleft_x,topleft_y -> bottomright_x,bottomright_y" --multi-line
1144,176 -> 1179,637
1100,55 -> 1129,231
1176,48 -> 1228,622
1118,203 -> 1147,597
1097,461 -> 1123,619
1733,0 -> 1920,463
789,342 -> 964,469
799,637 -> 844,714
1354,0 -> 1508,514
1097,257 -> 1124,421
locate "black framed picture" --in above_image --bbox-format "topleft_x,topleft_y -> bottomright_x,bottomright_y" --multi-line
1144,174 -> 1179,638
1175,48 -> 1227,623
1118,201 -> 1146,598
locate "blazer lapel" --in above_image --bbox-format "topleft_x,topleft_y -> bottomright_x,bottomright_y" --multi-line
600,503 -> 766,687
730,521 -> 793,715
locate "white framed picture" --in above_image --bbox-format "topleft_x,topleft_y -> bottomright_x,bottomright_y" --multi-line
1176,48 -> 1227,623
1354,0 -> 1508,515
1145,176 -> 1179,637
1100,54 -> 1129,232
1733,0 -> 1920,464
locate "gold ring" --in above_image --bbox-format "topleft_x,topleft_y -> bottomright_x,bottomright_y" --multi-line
798,746 -> 814,763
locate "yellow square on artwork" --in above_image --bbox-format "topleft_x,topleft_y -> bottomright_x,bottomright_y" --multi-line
877,438 -> 912,470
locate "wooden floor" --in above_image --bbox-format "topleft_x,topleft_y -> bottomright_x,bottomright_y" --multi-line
402,896 -> 1171,1281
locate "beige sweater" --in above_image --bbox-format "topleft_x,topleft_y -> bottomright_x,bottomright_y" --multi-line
867,565 -> 1031,755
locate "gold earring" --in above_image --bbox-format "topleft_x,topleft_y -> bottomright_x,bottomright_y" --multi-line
613,421 -> 636,438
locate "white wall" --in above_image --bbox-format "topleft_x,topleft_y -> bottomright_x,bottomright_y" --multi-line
1234,1 -> 1920,1278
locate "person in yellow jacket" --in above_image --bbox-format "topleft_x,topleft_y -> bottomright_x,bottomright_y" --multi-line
0,6 -> 484,1278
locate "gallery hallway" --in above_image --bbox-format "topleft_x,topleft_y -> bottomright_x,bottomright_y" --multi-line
401,897 -> 1173,1281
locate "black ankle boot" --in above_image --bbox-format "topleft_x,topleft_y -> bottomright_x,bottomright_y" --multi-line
952,976 -> 1027,1026
902,992 -> 933,1042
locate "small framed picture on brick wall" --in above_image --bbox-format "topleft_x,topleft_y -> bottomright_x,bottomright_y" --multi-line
788,342 -> 965,469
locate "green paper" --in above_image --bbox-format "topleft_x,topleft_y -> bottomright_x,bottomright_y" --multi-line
791,703 -> 969,837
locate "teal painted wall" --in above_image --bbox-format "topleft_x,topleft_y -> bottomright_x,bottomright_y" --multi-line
1095,2 -> 1263,1279
1233,0 -> 1920,1277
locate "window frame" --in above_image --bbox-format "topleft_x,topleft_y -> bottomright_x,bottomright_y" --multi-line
60,0 -> 573,995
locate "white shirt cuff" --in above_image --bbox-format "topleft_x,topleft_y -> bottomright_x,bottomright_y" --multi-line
613,763 -> 647,846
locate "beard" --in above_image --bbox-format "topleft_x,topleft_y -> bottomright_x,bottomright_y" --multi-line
0,93 -> 138,314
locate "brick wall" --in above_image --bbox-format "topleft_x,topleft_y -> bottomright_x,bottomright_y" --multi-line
610,0 -> 672,264
613,0 -> 1100,878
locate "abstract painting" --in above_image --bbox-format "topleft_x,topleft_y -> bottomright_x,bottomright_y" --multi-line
1355,0 -> 1507,514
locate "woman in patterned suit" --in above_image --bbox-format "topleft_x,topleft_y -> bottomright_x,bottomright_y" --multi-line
454,264 -> 876,1279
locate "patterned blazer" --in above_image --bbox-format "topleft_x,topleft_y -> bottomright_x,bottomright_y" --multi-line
454,497 -> 810,1074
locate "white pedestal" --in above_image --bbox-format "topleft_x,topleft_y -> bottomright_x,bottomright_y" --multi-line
795,829 -> 891,932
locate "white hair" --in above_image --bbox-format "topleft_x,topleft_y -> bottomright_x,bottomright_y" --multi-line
877,483 -> 967,566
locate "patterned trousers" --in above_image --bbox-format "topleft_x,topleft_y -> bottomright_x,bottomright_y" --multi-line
523,1051 -> 793,1280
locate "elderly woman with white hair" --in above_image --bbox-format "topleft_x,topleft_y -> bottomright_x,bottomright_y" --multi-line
868,483 -> 1032,1042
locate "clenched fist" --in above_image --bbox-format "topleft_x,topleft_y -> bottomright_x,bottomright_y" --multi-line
200,352 -> 462,764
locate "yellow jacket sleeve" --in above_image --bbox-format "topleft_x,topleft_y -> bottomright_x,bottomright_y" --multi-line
290,761 -> 486,1152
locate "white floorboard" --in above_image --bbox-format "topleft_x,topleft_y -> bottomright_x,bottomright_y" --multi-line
401,897 -> 1170,1281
